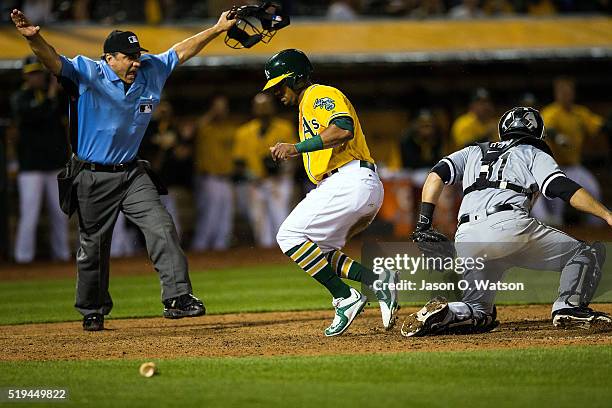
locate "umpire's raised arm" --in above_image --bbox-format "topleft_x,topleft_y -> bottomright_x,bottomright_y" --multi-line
172,11 -> 236,64
12,8 -> 237,71
10,9 -> 61,75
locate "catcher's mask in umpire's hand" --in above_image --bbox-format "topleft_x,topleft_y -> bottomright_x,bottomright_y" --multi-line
225,2 -> 290,49
498,106 -> 546,141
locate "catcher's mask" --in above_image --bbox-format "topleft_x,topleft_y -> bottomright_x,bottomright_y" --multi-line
224,2 -> 290,49
498,106 -> 546,141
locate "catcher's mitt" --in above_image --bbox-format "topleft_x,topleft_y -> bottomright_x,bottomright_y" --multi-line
410,228 -> 456,263
225,2 -> 290,49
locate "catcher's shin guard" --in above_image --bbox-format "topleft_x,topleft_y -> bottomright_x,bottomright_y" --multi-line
401,299 -> 499,337
557,241 -> 605,308
444,304 -> 499,334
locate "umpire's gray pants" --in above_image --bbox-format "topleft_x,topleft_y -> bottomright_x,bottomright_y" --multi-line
74,165 -> 192,316
441,209 -> 591,327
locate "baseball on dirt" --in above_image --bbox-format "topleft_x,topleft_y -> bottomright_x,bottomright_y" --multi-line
139,362 -> 156,378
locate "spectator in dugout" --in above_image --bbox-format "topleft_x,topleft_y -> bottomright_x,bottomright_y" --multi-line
139,100 -> 195,240
400,108 -> 458,233
531,76 -> 606,226
448,0 -> 485,18
400,109 -> 445,185
450,87 -> 497,149
232,93 -> 296,248
10,55 -> 70,263
192,94 -> 238,251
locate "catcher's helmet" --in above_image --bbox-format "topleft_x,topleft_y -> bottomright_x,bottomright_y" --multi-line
225,2 -> 289,49
263,49 -> 313,92
498,106 -> 546,141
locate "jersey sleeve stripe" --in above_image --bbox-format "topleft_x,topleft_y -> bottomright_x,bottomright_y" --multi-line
328,112 -> 351,125
541,171 -> 566,199
441,158 -> 456,184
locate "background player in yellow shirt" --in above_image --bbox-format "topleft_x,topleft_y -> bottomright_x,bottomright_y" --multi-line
264,49 -> 399,337
533,77 -> 605,226
192,94 -> 238,251
233,93 -> 296,247
450,88 -> 497,150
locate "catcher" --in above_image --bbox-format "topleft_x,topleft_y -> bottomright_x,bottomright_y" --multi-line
403,107 -> 612,337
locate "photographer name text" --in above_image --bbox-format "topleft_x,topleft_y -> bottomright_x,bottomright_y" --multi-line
373,279 -> 525,291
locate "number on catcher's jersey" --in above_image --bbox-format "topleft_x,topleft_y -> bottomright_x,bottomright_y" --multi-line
299,84 -> 374,184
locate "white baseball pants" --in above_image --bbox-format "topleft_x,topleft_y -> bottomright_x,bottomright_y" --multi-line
248,176 -> 293,248
277,160 -> 384,253
192,174 -> 234,251
14,170 -> 70,263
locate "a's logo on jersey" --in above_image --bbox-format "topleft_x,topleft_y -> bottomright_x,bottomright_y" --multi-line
265,69 -> 270,79
302,117 -> 317,138
313,97 -> 335,111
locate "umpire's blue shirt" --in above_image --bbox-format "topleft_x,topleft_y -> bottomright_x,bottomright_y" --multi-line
60,49 -> 179,165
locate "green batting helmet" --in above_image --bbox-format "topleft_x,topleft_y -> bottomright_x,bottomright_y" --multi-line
263,49 -> 313,92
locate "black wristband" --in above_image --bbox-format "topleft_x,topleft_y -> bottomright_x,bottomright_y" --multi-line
416,202 -> 435,231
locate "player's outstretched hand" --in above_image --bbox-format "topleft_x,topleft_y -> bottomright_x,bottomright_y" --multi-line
11,9 -> 40,37
270,143 -> 299,161
214,10 -> 237,33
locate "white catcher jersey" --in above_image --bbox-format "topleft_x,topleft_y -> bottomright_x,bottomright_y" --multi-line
443,142 -> 565,218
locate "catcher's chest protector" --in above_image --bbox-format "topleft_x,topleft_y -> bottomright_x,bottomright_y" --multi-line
463,137 -> 552,198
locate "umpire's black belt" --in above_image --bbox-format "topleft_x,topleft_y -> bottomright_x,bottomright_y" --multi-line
77,158 -> 137,172
457,204 -> 515,227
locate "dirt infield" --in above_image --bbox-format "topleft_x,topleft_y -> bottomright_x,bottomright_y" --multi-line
1,304 -> 610,361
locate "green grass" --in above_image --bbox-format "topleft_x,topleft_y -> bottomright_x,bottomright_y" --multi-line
0,265 -> 356,325
1,260 -> 610,407
1,259 -> 611,325
0,346 -> 610,408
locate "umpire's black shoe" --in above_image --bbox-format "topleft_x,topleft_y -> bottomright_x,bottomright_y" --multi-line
163,294 -> 206,319
83,313 -> 104,331
553,307 -> 612,329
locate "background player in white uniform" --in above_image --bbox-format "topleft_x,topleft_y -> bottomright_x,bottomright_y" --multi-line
264,49 -> 399,337
402,107 -> 612,337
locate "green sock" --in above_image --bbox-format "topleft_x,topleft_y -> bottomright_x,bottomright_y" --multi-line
326,250 -> 376,285
286,242 -> 352,299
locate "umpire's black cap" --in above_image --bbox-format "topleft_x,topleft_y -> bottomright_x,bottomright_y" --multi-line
103,30 -> 148,54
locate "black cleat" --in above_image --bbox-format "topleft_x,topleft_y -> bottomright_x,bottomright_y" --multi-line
163,294 -> 206,319
83,313 -> 104,331
553,307 -> 612,329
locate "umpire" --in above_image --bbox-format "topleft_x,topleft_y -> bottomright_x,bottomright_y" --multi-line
10,8 -> 236,331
